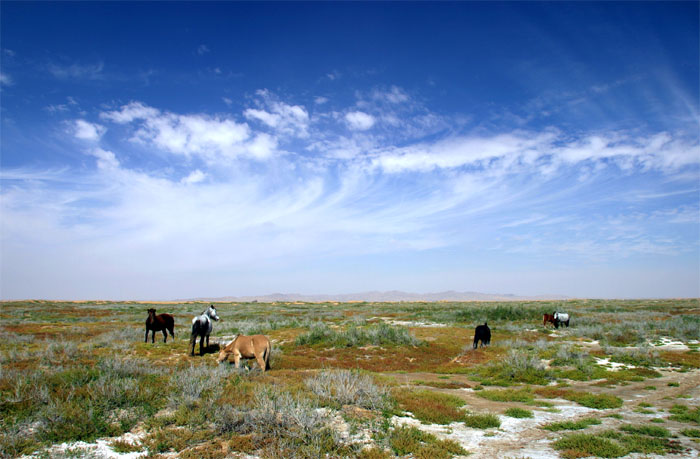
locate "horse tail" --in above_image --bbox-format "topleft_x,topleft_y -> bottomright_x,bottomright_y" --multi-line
264,341 -> 271,371
189,319 -> 201,354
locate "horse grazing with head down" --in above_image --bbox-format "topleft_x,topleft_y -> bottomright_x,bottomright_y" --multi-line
217,334 -> 271,372
473,322 -> 491,349
190,305 -> 220,356
145,308 -> 175,343
554,312 -> 570,328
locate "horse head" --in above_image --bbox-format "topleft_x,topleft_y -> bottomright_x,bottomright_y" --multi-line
148,308 -> 156,317
207,305 -> 220,321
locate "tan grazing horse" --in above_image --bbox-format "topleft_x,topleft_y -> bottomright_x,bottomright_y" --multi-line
217,334 -> 271,372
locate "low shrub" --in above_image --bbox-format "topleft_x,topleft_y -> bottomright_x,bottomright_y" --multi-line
504,407 -> 533,418
463,412 -> 501,429
619,424 -> 670,437
476,388 -> 534,404
669,404 -> 700,424
393,389 -> 466,425
553,433 -> 627,458
295,323 -> 421,347
535,387 -> 623,409
389,425 -> 467,458
542,418 -> 601,431
478,350 -> 552,386
306,369 -> 389,410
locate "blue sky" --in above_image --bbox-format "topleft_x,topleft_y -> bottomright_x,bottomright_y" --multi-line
1,2 -> 698,300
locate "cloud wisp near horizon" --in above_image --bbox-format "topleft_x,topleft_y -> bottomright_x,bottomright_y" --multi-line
1,2 -> 698,299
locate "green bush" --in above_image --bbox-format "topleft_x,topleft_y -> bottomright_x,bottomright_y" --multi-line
463,413 -> 501,429
504,407 -> 533,418
553,433 -> 627,458
542,418 -> 601,431
295,323 -> 421,347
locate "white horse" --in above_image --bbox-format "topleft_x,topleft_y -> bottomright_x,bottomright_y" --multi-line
189,304 -> 220,356
553,312 -> 570,328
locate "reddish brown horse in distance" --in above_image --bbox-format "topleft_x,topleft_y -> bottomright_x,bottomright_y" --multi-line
543,313 -> 557,327
145,308 -> 175,343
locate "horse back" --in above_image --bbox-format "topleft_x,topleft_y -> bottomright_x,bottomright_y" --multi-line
226,334 -> 270,358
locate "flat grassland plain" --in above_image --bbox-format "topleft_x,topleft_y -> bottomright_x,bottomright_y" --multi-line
1,299 -> 699,459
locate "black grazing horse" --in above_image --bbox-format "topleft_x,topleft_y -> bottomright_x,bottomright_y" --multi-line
145,308 -> 175,343
473,322 -> 491,349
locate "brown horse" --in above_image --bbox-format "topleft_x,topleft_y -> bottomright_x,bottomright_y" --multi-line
217,334 -> 271,372
145,308 -> 175,343
543,313 -> 556,328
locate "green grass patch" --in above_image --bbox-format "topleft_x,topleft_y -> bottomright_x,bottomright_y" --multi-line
392,389 -> 466,425
681,428 -> 700,438
669,404 -> 700,424
504,407 -> 533,418
295,322 -> 421,347
553,433 -> 627,458
463,412 -> 501,429
389,425 -> 468,458
542,417 -> 601,431
619,424 -> 670,437
110,439 -> 143,453
475,388 -> 535,404
565,392 -> 623,409
476,350 -> 553,386
553,429 -> 683,458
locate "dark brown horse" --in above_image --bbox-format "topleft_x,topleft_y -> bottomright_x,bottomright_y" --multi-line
543,313 -> 556,327
145,308 -> 175,343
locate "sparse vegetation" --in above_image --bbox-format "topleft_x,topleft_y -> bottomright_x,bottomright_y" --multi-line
542,418 -> 602,431
392,389 -> 467,425
504,407 -> 533,418
1,298 -> 698,458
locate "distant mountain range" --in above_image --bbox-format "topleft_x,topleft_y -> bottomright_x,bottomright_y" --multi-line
185,290 -> 570,303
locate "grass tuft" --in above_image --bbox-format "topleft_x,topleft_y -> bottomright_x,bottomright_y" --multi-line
504,407 -> 533,418
542,418 -> 602,431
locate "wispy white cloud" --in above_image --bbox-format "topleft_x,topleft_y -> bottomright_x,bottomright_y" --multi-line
48,61 -> 105,80
197,44 -> 210,55
0,72 -> 13,86
100,101 -> 273,161
370,130 -> 699,175
73,120 -> 106,141
371,85 -> 409,104
244,89 -> 310,137
3,90 -> 697,298
345,111 -> 375,131
181,169 -> 206,184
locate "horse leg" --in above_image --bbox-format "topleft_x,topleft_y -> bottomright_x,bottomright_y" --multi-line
162,329 -> 167,343
145,328 -> 149,343
233,353 -> 241,369
189,334 -> 196,356
255,351 -> 266,372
